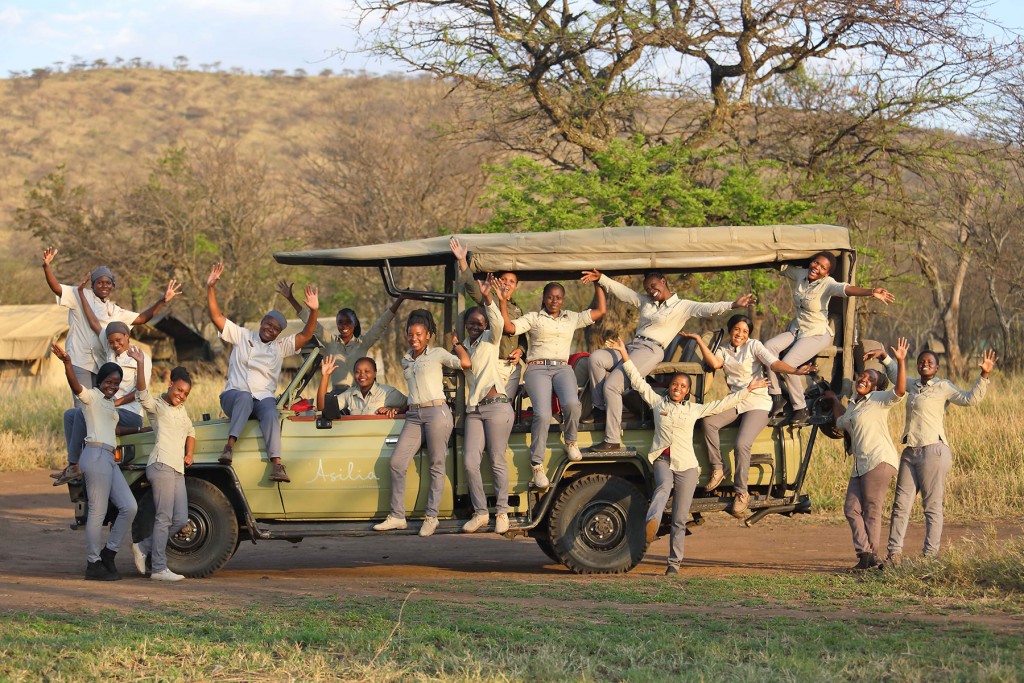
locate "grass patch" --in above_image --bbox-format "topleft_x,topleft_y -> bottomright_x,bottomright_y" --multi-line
1,594 -> 1022,682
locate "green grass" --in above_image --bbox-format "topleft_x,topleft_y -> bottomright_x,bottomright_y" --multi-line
2,591 -> 1021,682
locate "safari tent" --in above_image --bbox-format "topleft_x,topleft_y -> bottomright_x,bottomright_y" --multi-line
0,305 -> 70,389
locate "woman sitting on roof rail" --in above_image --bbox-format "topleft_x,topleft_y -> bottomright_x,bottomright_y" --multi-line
373,309 -> 471,537
499,277 -> 607,488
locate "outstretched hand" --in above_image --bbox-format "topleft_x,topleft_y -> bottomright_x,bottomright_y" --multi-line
580,269 -> 601,284
795,363 -> 817,376
890,336 -> 909,362
604,337 -> 627,355
733,292 -> 757,308
50,343 -> 70,363
164,279 -> 182,303
979,349 -> 998,375
863,348 -> 887,362
449,237 -> 468,262
276,279 -> 295,300
303,284 -> 319,310
872,288 -> 896,305
43,247 -> 58,266
321,354 -> 337,377
126,345 -> 145,364
207,263 -> 224,287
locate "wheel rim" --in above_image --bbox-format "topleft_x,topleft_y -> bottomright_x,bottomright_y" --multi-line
578,500 -> 627,551
169,504 -> 210,554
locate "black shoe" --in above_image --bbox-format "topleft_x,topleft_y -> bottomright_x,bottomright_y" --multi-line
664,565 -> 680,576
582,408 -> 606,424
769,395 -> 786,418
850,552 -> 878,571
85,560 -> 120,581
588,441 -> 624,453
788,408 -> 810,425
99,547 -> 121,579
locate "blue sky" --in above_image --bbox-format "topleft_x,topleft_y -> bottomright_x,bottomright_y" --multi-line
1,0 -> 1022,76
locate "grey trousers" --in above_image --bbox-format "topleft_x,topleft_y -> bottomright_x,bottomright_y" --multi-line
645,456 -> 698,569
589,338 -> 664,444
80,445 -> 138,563
504,363 -> 522,404
701,408 -> 770,495
220,390 -> 281,460
844,462 -> 897,555
763,331 -> 833,409
887,443 -> 953,557
523,365 -> 580,465
64,408 -> 143,465
464,402 -> 514,515
139,462 -> 188,573
71,366 -> 95,409
389,405 -> 453,518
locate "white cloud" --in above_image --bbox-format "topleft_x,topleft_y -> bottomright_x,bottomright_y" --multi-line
0,6 -> 24,30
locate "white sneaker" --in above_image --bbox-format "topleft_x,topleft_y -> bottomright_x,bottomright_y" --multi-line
373,515 -> 408,531
150,569 -> 185,582
462,513 -> 489,533
419,516 -> 439,537
494,513 -> 509,534
565,441 -> 583,462
531,464 -> 550,489
131,542 -> 147,575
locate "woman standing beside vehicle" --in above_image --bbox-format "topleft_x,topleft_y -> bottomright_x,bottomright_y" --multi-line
373,310 -> 471,537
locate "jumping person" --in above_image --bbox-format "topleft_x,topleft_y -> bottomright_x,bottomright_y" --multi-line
129,358 -> 195,582
51,342 -> 137,581
316,355 -> 406,418
581,269 -> 755,453
449,238 -> 526,400
821,337 -> 909,571
459,275 -> 515,535
683,315 -> 816,514
864,346 -> 996,563
765,252 -> 895,424
373,310 -> 472,537
500,278 -> 607,488
605,338 -> 766,576
277,280 -> 406,393
207,262 -> 319,483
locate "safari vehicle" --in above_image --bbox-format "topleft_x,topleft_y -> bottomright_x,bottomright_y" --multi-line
68,225 -> 858,577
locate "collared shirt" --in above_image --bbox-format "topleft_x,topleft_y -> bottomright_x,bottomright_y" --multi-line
77,386 -> 119,447
105,348 -> 152,418
781,265 -> 849,338
715,339 -> 778,414
402,346 -> 464,405
511,308 -> 595,362
138,389 -> 195,474
598,274 -> 734,348
220,320 -> 299,401
465,301 -> 515,408
324,382 -> 406,418
459,269 -> 526,359
301,307 -> 396,389
58,285 -> 137,373
623,359 -> 750,472
835,389 -> 906,477
881,357 -> 989,447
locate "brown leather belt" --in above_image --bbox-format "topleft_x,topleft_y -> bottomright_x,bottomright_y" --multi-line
409,399 -> 446,410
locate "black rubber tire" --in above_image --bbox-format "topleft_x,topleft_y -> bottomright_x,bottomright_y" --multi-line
165,478 -> 239,578
534,536 -> 561,564
547,473 -> 647,575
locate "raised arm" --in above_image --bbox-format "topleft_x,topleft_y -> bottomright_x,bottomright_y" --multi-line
126,346 -> 147,393
498,286 -> 517,335
316,355 -> 337,411
359,294 -> 406,350
133,279 -> 182,326
844,284 -> 896,304
585,271 -> 640,308
891,337 -> 909,398
206,263 -> 227,332
946,349 -> 997,407
79,280 -> 102,335
450,237 -> 487,305
451,330 -> 473,370
609,338 -> 660,407
588,279 -> 607,322
41,247 -> 62,297
276,280 -> 302,315
680,332 -> 722,370
294,285 -> 320,349
51,343 -> 84,396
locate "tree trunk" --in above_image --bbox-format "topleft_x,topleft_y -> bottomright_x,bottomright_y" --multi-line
914,233 -> 970,379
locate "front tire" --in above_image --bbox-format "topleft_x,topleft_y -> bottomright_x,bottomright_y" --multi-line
547,474 -> 647,574
166,478 -> 239,578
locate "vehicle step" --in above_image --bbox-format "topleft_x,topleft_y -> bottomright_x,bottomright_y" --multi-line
256,517 -> 532,539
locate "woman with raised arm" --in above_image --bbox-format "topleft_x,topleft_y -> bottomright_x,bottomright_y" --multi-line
207,263 -> 319,483
459,275 -> 515,535
129,354 -> 195,582
51,342 -> 137,581
684,314 -> 815,516
499,278 -> 606,488
821,337 -> 909,571
316,355 -> 406,418
864,346 -> 997,563
765,251 -> 895,424
605,337 -> 767,576
278,280 -> 406,394
373,310 -> 472,537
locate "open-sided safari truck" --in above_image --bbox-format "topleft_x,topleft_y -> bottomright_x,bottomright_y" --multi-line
69,225 -> 857,576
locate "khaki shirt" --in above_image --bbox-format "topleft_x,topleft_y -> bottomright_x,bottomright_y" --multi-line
715,340 -> 778,414
835,389 -> 906,477
58,285 -> 137,373
465,301 -> 515,408
220,320 -> 299,401
324,382 -> 406,418
106,348 -> 152,418
459,269 -> 525,360
78,387 -> 119,447
402,346 -> 464,405
881,357 -> 989,447
138,389 -> 195,474
599,274 -> 734,348
511,308 -> 595,362
623,360 -> 749,472
781,265 -> 848,338
301,307 -> 396,389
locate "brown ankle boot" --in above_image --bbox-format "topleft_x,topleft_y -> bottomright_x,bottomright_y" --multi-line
269,462 -> 290,483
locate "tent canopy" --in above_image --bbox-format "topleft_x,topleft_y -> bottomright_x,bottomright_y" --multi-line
0,305 -> 69,361
274,225 -> 853,278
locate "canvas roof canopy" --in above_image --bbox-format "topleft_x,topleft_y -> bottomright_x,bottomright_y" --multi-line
0,305 -> 69,361
274,225 -> 853,278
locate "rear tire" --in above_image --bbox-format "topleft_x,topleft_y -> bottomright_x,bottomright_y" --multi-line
547,474 -> 647,574
165,478 -> 239,578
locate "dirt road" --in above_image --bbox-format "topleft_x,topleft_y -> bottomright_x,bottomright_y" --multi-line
0,469 -> 1014,614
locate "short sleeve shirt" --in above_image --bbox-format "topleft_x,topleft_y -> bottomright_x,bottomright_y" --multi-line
138,389 -> 195,474
511,309 -> 595,362
219,320 -> 299,401
77,386 -> 119,447
714,339 -> 778,413
58,285 -> 138,373
402,346 -> 463,405
782,265 -> 848,338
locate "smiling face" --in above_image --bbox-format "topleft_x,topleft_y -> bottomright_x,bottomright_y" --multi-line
407,322 -> 431,355
729,320 -> 750,348
465,310 -> 487,343
106,331 -> 130,356
497,272 -> 519,296
667,373 -> 691,403
91,275 -> 114,301
258,316 -> 283,343
336,311 -> 356,342
807,255 -> 833,282
854,370 -> 878,397
542,284 -> 565,316
165,379 -> 192,407
98,371 -> 122,399
353,358 -> 377,392
917,352 -> 939,381
643,275 -> 671,302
